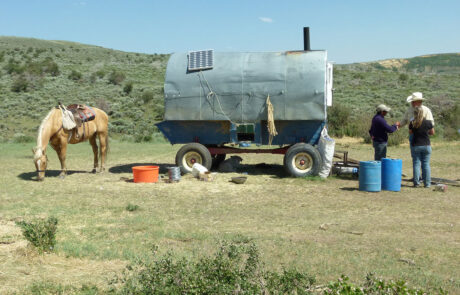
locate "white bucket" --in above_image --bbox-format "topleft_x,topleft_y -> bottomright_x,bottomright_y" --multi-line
192,163 -> 208,178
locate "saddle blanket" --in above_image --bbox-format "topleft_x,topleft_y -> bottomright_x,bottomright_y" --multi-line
67,104 -> 96,122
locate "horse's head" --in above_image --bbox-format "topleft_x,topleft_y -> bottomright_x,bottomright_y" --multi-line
32,147 -> 48,181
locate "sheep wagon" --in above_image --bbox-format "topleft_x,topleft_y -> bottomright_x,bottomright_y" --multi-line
156,28 -> 333,177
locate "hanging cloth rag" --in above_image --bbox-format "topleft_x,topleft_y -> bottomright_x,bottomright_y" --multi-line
59,103 -> 77,130
266,95 -> 278,145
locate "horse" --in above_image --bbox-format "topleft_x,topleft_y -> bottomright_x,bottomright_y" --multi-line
32,105 -> 109,181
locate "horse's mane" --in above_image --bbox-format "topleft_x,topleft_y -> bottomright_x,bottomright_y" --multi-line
35,108 -> 57,157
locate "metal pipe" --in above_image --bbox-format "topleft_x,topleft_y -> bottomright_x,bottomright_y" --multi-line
303,27 -> 310,51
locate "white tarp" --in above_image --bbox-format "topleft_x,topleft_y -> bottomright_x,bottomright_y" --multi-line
318,127 -> 335,178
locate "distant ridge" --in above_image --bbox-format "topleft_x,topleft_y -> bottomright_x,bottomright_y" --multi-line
358,53 -> 460,73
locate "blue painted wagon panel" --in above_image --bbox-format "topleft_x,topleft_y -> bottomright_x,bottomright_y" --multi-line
260,121 -> 325,146
156,121 -> 230,145
156,120 -> 325,146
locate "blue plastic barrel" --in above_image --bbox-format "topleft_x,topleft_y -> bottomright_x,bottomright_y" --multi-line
381,158 -> 402,191
359,161 -> 381,192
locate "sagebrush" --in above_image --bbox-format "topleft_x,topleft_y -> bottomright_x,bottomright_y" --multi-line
16,216 -> 58,253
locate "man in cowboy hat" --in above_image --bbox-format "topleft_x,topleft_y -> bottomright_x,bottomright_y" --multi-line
369,104 -> 399,161
401,92 -> 435,183
400,92 -> 434,127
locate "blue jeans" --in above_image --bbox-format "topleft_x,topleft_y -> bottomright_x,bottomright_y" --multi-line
373,142 -> 387,161
411,145 -> 432,187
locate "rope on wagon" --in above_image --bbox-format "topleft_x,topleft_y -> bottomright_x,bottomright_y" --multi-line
199,71 -> 237,125
266,94 -> 278,146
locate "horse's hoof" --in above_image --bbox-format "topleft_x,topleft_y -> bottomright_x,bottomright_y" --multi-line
59,174 -> 66,179
91,169 -> 97,174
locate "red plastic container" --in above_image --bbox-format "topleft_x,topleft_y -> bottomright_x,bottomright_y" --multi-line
132,166 -> 159,183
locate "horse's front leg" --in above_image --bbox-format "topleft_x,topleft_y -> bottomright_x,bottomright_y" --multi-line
89,136 -> 98,173
58,140 -> 68,178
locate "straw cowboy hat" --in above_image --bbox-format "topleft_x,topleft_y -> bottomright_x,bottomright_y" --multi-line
376,104 -> 391,112
406,92 -> 425,103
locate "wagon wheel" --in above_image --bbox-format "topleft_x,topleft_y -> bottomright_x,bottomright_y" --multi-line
175,143 -> 212,174
284,143 -> 322,177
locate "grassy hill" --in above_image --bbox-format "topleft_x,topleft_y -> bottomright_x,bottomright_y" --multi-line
0,36 -> 168,142
0,36 -> 459,142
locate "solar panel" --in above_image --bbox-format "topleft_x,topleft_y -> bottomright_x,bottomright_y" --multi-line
188,50 -> 213,71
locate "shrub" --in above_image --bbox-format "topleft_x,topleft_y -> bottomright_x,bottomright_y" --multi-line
134,134 -> 152,142
438,102 -> 460,141
141,90 -> 154,104
125,203 -> 139,212
23,58 -> 59,77
123,81 -> 133,94
11,133 -> 34,143
324,273 -> 430,295
16,216 -> 58,253
11,76 -> 29,92
41,57 -> 60,76
387,127 -> 407,146
399,73 -> 409,83
68,70 -> 82,81
4,60 -> 24,75
116,241 -> 315,294
95,98 -> 111,114
95,70 -> 106,78
89,72 -> 97,83
108,70 -> 126,85
327,103 -> 352,137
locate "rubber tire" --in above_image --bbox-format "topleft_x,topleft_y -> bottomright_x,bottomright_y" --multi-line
211,154 -> 226,169
175,143 -> 212,174
284,143 -> 322,177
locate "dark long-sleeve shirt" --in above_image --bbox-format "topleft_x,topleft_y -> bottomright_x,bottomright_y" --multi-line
369,114 -> 398,143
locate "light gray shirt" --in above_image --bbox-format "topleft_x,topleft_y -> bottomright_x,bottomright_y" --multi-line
400,105 -> 434,127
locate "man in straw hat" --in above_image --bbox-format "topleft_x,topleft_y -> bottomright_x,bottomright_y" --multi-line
369,104 -> 400,161
400,92 -> 434,128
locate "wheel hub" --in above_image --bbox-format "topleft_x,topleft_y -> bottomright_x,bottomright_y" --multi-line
293,152 -> 313,172
184,151 -> 202,168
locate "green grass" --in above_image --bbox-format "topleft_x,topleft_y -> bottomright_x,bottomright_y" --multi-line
0,140 -> 459,293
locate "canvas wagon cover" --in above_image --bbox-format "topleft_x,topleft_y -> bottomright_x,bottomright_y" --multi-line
164,51 -> 327,123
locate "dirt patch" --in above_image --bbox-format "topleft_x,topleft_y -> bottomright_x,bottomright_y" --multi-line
377,58 -> 409,69
0,219 -> 126,293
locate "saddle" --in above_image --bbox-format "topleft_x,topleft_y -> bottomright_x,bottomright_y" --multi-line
58,103 -> 96,140
67,104 -> 96,140
66,104 -> 96,124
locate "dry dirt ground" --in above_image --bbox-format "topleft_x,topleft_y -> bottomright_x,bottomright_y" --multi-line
0,138 -> 459,293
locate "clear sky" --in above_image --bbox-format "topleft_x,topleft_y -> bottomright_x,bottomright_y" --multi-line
1,0 -> 459,64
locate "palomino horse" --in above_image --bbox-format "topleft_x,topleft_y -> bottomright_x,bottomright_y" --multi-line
33,105 -> 109,181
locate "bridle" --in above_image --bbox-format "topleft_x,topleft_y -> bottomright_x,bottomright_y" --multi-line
35,155 -> 49,173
